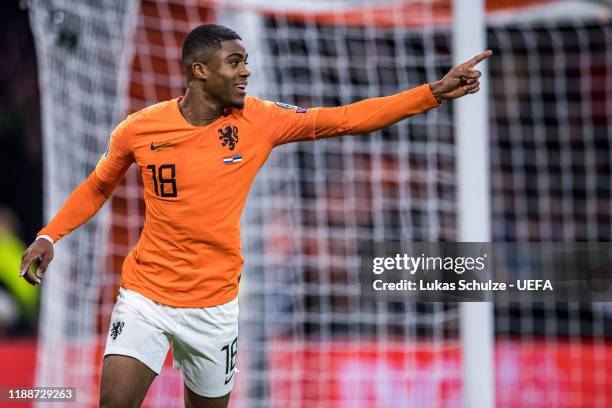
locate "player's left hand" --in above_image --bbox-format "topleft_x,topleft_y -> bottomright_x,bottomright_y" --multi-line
429,50 -> 492,101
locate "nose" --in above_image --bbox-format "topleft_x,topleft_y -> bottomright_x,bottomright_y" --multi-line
240,64 -> 251,78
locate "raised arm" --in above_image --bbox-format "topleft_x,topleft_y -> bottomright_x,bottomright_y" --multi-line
314,84 -> 439,138
314,50 -> 492,138
19,121 -> 134,285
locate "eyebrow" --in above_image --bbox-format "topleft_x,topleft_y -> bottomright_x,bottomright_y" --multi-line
226,53 -> 248,59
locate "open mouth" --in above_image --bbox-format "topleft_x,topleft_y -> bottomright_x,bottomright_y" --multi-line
234,84 -> 247,94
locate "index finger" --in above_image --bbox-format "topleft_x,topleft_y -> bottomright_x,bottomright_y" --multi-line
461,50 -> 493,69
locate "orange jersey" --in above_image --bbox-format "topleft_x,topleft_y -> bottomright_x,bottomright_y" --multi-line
38,84 -> 439,307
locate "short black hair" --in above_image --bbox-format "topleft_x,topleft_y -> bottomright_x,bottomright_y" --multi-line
181,24 -> 241,73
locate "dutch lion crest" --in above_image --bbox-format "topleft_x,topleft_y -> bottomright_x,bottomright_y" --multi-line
110,320 -> 125,340
217,125 -> 239,151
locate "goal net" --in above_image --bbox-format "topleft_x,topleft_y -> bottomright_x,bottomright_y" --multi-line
29,0 -> 611,407
488,5 -> 612,406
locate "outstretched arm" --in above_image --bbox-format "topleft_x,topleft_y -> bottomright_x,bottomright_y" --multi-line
314,50 -> 492,138
314,84 -> 439,138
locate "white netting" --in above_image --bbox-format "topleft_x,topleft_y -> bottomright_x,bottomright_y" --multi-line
232,6 -> 460,408
30,0 -> 611,407
488,15 -> 612,407
29,0 -> 139,406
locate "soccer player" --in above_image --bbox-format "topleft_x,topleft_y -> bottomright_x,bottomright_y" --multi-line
19,24 -> 491,408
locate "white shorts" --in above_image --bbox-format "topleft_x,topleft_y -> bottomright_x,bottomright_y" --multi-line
104,288 -> 239,398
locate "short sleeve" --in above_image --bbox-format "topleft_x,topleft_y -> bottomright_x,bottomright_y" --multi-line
253,98 -> 318,147
95,118 -> 134,184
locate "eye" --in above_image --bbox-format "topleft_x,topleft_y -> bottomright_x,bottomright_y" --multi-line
229,61 -> 239,67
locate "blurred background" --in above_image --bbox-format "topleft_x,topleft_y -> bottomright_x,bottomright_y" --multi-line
0,0 -> 41,391
0,0 -> 610,407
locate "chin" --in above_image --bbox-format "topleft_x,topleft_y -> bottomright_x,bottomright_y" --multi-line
229,99 -> 245,109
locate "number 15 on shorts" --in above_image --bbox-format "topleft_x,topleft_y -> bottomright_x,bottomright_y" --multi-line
221,337 -> 238,384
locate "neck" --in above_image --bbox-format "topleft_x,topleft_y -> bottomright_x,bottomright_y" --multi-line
178,86 -> 225,126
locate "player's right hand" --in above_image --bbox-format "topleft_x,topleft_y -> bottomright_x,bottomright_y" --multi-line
19,238 -> 54,286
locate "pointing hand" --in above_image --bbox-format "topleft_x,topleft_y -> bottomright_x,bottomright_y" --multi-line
429,50 -> 493,101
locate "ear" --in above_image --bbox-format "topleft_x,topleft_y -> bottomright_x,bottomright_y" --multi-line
192,61 -> 208,80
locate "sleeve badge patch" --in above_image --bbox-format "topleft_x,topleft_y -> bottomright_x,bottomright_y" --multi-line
275,102 -> 308,113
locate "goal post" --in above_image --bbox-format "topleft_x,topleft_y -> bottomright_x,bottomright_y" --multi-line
453,0 -> 495,407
